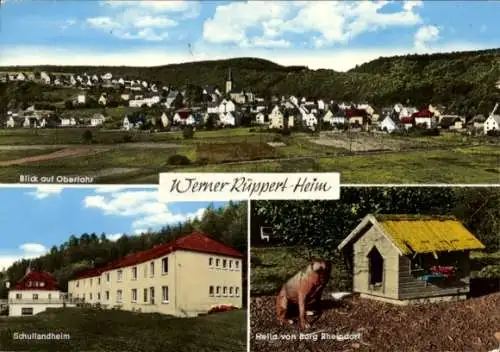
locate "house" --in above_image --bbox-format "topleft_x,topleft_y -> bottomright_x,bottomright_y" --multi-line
269,106 -> 294,129
337,214 -> 485,305
357,104 -> 375,116
255,112 -> 267,125
400,117 -> 414,130
484,114 -> 500,134
121,94 -> 130,101
302,112 -> 318,130
219,111 -> 237,127
8,269 -> 77,316
101,72 -> 112,81
218,99 -> 236,114
60,117 -> 77,127
467,115 -> 486,130
440,116 -> 464,130
122,115 -> 144,131
22,117 -> 38,128
16,73 -> 26,81
98,94 -> 107,106
412,108 -> 435,129
40,71 -> 51,84
323,108 -> 346,125
380,115 -> 401,133
428,104 -> 445,117
90,113 -> 106,127
77,94 -> 86,105
69,75 -> 77,86
398,106 -> 418,120
173,108 -> 196,126
346,108 -> 368,127
67,232 -> 243,317
5,116 -> 16,128
165,91 -> 182,108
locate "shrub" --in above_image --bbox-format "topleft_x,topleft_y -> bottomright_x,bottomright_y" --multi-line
272,134 -> 284,143
183,126 -> 195,139
280,129 -> 292,136
81,130 -> 93,143
168,154 -> 191,166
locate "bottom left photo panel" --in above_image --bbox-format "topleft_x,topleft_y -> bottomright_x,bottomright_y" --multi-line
0,185 -> 248,352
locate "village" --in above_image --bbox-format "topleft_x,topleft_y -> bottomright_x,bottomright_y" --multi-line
1,69 -> 499,135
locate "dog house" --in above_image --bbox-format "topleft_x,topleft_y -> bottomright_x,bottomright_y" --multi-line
338,214 -> 485,305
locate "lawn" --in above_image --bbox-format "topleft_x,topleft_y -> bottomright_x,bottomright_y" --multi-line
0,149 -> 62,162
0,308 -> 247,352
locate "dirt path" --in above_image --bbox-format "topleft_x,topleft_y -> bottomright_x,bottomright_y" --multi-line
0,142 -> 182,151
0,147 -> 110,166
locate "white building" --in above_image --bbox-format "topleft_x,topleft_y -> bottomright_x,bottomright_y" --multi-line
484,115 -> 500,134
90,114 -> 106,127
77,94 -> 86,105
60,117 -> 77,127
218,99 -> 236,114
40,72 -> 51,84
380,115 -> 401,133
8,270 -> 76,317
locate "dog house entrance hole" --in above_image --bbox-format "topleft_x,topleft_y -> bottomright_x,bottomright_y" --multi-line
368,247 -> 384,286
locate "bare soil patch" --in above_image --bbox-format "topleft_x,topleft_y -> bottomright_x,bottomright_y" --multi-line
0,147 -> 110,166
250,293 -> 500,352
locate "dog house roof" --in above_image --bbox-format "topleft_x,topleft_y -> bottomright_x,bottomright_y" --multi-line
338,214 -> 485,255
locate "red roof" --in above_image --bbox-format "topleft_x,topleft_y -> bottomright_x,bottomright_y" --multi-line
345,108 -> 368,118
73,233 -> 243,279
411,109 -> 434,118
14,271 -> 59,291
400,117 -> 414,124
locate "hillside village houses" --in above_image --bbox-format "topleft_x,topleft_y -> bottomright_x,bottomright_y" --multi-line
1,68 -> 499,134
67,233 -> 243,317
7,267 -> 77,316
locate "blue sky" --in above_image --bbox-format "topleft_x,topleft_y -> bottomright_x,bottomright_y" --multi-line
0,185 -> 229,270
0,0 -> 498,71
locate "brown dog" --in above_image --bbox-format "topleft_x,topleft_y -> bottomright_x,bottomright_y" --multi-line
276,260 -> 331,329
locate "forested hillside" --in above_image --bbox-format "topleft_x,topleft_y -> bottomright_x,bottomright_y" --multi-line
1,48 -> 499,115
0,201 -> 247,298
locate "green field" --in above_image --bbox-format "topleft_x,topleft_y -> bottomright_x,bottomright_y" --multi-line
0,308 -> 247,352
0,128 -> 498,184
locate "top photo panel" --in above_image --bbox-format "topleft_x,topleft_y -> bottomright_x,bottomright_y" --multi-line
0,0 -> 499,185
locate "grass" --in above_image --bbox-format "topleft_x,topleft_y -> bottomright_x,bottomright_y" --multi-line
0,149 -> 62,161
0,308 -> 247,352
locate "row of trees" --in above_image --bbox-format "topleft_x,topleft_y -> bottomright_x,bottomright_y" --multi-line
0,201 -> 247,299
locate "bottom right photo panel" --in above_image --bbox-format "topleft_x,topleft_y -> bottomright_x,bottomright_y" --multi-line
249,187 -> 500,352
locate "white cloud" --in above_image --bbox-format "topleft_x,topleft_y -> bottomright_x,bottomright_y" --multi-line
0,243 -> 48,271
83,189 -> 207,232
203,1 -> 423,48
106,233 -> 124,242
86,0 -> 199,41
26,186 -> 64,200
414,25 -> 440,51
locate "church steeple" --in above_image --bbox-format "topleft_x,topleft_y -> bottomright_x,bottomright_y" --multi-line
225,68 -> 233,94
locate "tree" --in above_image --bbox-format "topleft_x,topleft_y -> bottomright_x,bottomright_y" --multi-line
82,130 -> 93,144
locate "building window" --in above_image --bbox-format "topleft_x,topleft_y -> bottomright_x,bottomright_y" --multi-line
132,267 -> 137,280
117,290 -> 123,303
216,286 -> 221,297
83,293 -> 86,300
235,261 -> 239,270
76,281 -> 79,288
48,293 -> 52,300
105,291 -> 109,301
90,278 -> 93,286
32,294 -> 39,300
235,287 -> 240,297
15,293 -> 22,299
223,259 -> 227,269
162,258 -> 168,274
209,286 -> 214,297
229,260 -> 233,269
97,293 -> 101,300
229,287 -> 233,296
98,278 -> 101,285
106,273 -> 110,282
150,287 -> 155,304
131,289 -> 137,303
89,293 -> 93,300
117,270 -> 123,282
21,307 -> 33,316
143,288 -> 148,303
223,287 -> 227,296
216,259 -> 220,267
150,262 -> 155,277
162,286 -> 169,303
209,257 -> 213,266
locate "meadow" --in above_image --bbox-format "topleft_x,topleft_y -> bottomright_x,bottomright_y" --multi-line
0,127 -> 498,184
0,308 -> 247,352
